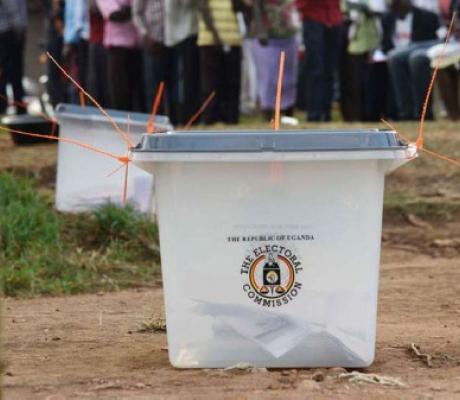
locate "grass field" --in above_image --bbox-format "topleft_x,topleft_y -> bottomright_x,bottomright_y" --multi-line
0,119 -> 459,297
0,173 -> 160,296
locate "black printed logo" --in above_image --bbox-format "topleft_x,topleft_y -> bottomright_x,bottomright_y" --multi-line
241,245 -> 303,307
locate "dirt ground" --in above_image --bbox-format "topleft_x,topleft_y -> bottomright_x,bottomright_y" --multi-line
3,229 -> 460,400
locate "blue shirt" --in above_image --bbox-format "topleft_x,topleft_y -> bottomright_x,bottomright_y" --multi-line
64,0 -> 90,44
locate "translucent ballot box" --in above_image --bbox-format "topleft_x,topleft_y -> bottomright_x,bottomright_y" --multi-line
132,129 -> 415,368
55,104 -> 173,213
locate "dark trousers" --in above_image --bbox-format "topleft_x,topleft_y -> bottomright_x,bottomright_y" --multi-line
437,66 -> 460,120
46,30 -> 67,107
87,42 -> 110,108
175,35 -> 200,125
346,53 -> 368,121
68,40 -> 89,104
0,30 -> 25,114
144,44 -> 177,123
341,53 -> 398,122
367,62 -> 399,121
108,47 -> 145,112
302,19 -> 341,121
387,40 -> 438,120
199,46 -> 241,125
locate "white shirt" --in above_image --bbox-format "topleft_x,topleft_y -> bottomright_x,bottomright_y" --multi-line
368,0 -> 387,13
164,0 -> 198,47
413,0 -> 440,15
393,12 -> 413,49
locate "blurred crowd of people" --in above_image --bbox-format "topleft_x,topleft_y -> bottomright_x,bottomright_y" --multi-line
1,0 -> 460,125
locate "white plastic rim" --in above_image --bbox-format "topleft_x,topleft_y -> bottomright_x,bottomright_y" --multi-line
132,145 -> 417,175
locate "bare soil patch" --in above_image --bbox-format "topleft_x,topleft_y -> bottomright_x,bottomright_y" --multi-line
3,243 -> 460,399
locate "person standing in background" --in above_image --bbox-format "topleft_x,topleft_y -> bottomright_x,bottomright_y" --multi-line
250,0 -> 299,121
133,0 -> 177,121
427,0 -> 460,120
0,0 -> 28,115
63,0 -> 90,104
198,0 -> 244,124
87,0 -> 110,107
382,0 -> 439,120
239,1 -> 258,116
296,0 -> 342,122
97,0 -> 144,112
45,0 -> 68,108
341,0 -> 384,121
164,0 -> 200,125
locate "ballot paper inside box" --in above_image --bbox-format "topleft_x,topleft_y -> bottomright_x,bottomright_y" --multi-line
55,104 -> 173,213
132,130 -> 416,368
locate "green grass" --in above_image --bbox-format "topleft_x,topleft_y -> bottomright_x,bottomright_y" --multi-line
0,173 -> 160,297
383,193 -> 460,223
138,314 -> 167,334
